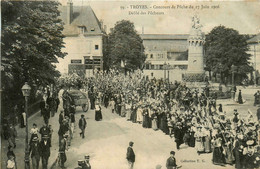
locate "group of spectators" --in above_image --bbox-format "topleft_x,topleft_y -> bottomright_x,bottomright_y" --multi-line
85,69 -> 260,169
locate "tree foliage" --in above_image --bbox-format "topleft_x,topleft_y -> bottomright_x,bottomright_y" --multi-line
204,26 -> 253,83
1,1 -> 66,114
104,20 -> 146,71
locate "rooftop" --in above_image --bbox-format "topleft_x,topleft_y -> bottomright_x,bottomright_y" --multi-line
247,33 -> 260,44
59,5 -> 104,36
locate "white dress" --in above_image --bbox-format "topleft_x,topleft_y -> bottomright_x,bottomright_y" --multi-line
136,107 -> 143,122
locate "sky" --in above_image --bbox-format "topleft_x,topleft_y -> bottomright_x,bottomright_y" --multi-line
59,0 -> 260,35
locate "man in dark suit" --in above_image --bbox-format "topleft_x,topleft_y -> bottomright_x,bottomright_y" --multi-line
126,141 -> 135,169
174,122 -> 183,150
29,137 -> 41,169
39,123 -> 51,146
42,105 -> 50,125
39,136 -> 51,169
59,134 -> 68,169
59,111 -> 65,125
79,115 -> 87,138
39,98 -> 45,116
166,151 -> 177,169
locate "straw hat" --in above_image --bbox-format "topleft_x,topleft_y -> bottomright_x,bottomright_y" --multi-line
246,140 -> 254,146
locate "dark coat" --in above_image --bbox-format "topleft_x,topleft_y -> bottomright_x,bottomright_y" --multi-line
126,146 -> 135,162
39,140 -> 51,158
174,127 -> 183,142
58,123 -> 69,136
166,157 -> 177,169
59,114 -> 64,125
79,118 -> 87,130
42,107 -> 50,119
29,141 -> 41,159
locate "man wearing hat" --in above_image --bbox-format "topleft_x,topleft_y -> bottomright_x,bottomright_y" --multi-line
79,114 -> 87,139
39,135 -> 51,169
59,134 -> 68,169
126,141 -> 135,169
174,122 -> 183,150
29,137 -> 40,169
39,123 -> 51,146
83,155 -> 91,169
166,151 -> 179,169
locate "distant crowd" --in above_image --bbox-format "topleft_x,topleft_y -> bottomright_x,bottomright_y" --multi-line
86,70 -> 260,169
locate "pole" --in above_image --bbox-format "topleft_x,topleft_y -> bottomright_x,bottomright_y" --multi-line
254,45 -> 257,85
168,64 -> 170,82
24,96 -> 30,169
164,62 -> 166,80
232,69 -> 234,87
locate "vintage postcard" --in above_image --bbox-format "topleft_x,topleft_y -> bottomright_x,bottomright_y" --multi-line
1,0 -> 260,169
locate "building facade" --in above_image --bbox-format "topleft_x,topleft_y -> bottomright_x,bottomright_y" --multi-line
247,33 -> 260,84
142,34 -> 189,81
56,1 -> 106,76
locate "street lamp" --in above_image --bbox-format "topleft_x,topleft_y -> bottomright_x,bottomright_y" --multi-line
21,82 -> 31,169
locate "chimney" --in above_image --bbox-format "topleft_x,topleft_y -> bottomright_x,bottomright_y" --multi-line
67,0 -> 73,24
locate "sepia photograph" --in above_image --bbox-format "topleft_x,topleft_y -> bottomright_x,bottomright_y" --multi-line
1,0 -> 260,169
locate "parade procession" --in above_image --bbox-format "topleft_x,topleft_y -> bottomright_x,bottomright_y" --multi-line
1,0 -> 260,169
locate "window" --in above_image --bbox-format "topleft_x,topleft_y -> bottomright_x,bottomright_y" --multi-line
151,65 -> 154,69
150,54 -> 153,59
91,28 -> 95,31
93,59 -> 101,64
85,59 -> 93,64
78,26 -> 86,34
95,45 -> 99,50
145,64 -> 149,69
160,65 -> 164,70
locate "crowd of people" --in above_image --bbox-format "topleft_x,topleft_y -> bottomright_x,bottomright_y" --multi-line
85,69 -> 260,169
3,69 -> 260,169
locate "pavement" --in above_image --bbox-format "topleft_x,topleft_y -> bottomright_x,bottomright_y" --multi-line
1,86 -> 260,169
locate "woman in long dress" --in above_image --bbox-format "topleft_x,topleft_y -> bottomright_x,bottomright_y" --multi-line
238,90 -> 243,104
136,105 -> 143,124
125,101 -> 132,120
223,137 -> 235,165
204,129 -> 211,153
142,106 -> 149,128
95,103 -> 102,121
212,136 -> 225,166
151,110 -> 158,130
131,104 -> 137,123
194,126 -> 205,155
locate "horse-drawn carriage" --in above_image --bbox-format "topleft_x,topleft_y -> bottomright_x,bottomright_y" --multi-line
62,90 -> 89,112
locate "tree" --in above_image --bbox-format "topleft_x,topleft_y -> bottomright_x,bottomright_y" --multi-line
104,20 -> 146,71
204,26 -> 253,84
1,1 -> 66,117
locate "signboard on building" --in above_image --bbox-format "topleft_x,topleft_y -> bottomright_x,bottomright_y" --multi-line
71,59 -> 82,64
